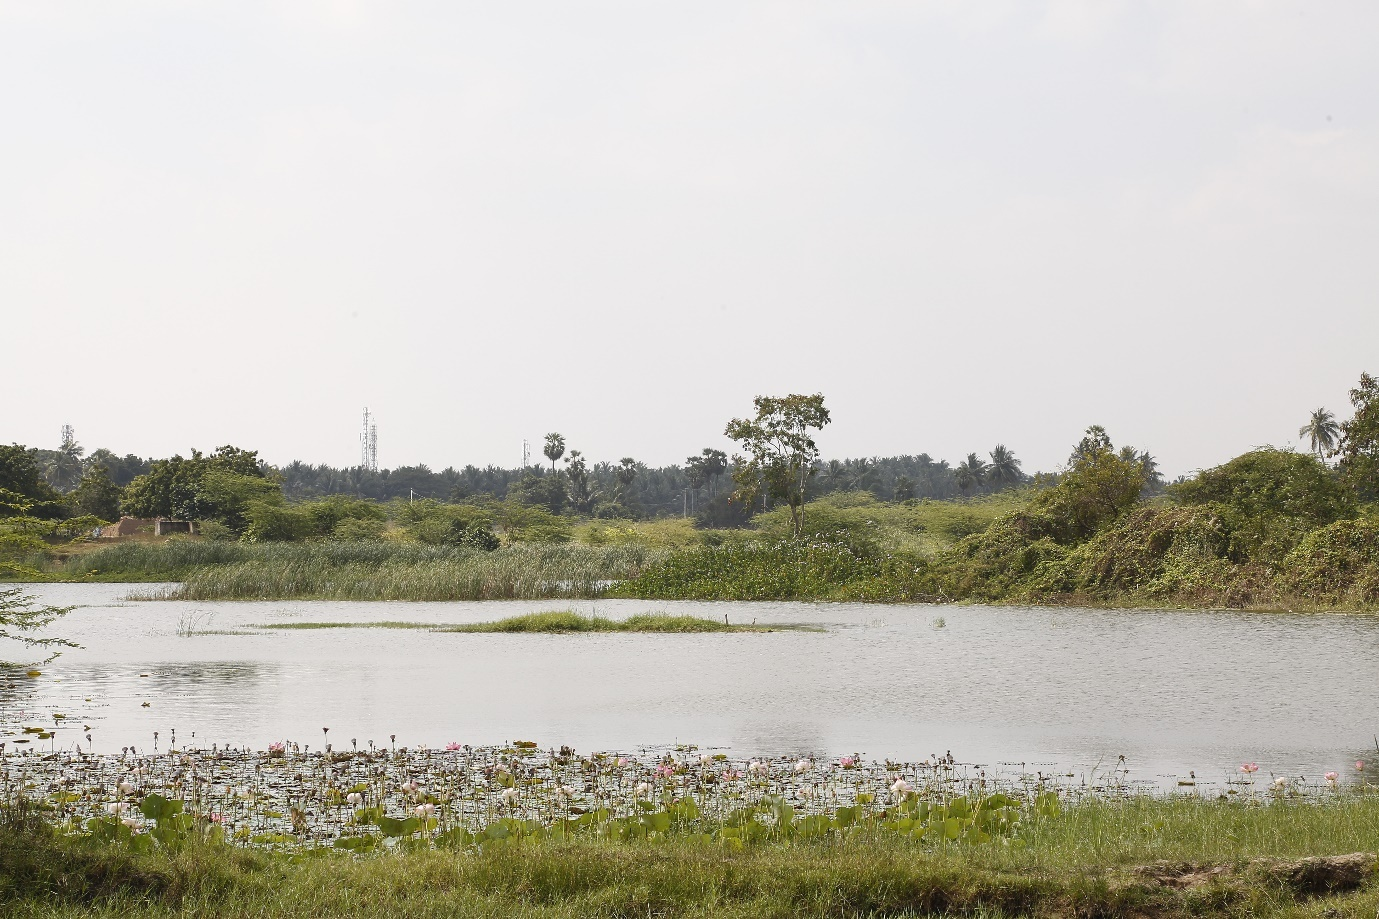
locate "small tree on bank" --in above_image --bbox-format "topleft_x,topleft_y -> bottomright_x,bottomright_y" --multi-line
725,393 -> 831,538
0,587 -> 76,663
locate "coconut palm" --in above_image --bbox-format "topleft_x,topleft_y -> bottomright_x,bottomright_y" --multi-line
987,445 -> 1023,487
43,425 -> 85,493
954,453 -> 987,497
1299,408 -> 1340,459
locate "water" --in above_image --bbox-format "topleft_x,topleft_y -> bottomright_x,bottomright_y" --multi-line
4,583 -> 1378,790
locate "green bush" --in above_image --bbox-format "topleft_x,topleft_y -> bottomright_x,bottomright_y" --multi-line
1278,518 -> 1379,605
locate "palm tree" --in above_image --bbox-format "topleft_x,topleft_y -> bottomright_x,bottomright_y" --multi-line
43,425 -> 85,493
543,433 -> 566,472
954,453 -> 987,497
1299,408 -> 1340,460
987,445 -> 1022,487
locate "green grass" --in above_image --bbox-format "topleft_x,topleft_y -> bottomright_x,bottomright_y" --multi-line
253,612 -> 795,633
5,796 -> 1379,917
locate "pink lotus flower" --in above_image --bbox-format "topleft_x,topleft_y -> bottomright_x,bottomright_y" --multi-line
1239,763 -> 1259,774
208,813 -> 224,823
840,756 -> 856,768
616,756 -> 629,767
1325,772 -> 1339,783
445,742 -> 462,751
1358,761 -> 1366,771
655,764 -> 675,778
268,742 -> 285,754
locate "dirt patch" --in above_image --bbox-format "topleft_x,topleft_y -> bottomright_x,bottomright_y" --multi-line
1132,853 -> 1376,896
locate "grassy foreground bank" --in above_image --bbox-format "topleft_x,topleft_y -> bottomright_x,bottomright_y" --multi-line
5,797 -> 1379,918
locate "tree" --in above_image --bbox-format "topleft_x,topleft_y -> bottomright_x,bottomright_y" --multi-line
1070,425 -> 1112,467
543,433 -> 566,472
0,445 -> 63,518
954,453 -> 988,496
70,464 -> 122,521
1336,373 -> 1379,499
724,393 -> 831,538
122,446 -> 272,522
0,586 -> 77,662
686,448 -> 728,497
614,458 -> 639,503
987,445 -> 1023,487
1299,408 -> 1341,460
894,475 -> 916,501
43,425 -> 85,493
563,450 -> 598,515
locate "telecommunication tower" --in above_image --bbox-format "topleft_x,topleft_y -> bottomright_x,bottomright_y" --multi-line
360,408 -> 379,472
522,439 -> 531,469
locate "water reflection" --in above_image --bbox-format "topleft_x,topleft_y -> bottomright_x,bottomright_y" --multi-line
2,583 -> 1378,789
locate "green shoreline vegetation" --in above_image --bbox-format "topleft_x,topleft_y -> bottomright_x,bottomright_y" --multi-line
3,376 -> 1378,608
5,792 -> 1379,917
254,611 -> 799,633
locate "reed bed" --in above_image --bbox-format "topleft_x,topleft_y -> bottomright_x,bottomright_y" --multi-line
134,545 -> 663,601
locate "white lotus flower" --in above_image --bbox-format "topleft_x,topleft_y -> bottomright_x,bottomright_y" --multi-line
104,802 -> 127,815
500,787 -> 519,804
117,781 -> 134,796
415,803 -> 436,818
346,792 -> 362,806
635,782 -> 651,797
794,759 -> 813,774
890,778 -> 914,797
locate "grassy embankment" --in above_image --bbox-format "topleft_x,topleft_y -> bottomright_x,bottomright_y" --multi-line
253,611 -> 794,633
5,796 -> 1379,917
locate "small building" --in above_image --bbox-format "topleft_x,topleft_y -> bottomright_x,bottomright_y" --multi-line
93,517 -> 199,538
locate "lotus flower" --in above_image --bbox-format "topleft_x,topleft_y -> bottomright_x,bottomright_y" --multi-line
699,754 -> 712,765
616,756 -> 629,767
117,781 -> 134,796
748,760 -> 767,776
415,803 -> 436,818
1239,763 -> 1259,774
121,817 -> 141,830
794,758 -> 813,774
840,756 -> 856,768
500,787 -> 519,804
1358,761 -> 1366,771
890,778 -> 914,797
634,782 -> 650,797
557,785 -> 575,798
1325,772 -> 1339,783
1273,776 -> 1288,788
446,742 -> 462,752
104,802 -> 127,815
346,792 -> 363,806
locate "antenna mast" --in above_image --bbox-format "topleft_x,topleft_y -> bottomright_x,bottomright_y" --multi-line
361,408 -> 379,472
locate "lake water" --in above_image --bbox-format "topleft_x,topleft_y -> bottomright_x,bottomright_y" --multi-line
4,583 -> 1378,790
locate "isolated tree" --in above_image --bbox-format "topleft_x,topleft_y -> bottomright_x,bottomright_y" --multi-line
987,445 -> 1023,487
1337,372 -> 1379,499
1299,407 -> 1341,460
724,393 -> 831,537
0,587 -> 76,663
43,425 -> 85,493
543,433 -> 566,472
1071,425 -> 1113,467
70,464 -> 122,521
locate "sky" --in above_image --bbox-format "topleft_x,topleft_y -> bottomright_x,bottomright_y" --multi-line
3,1 -> 1377,478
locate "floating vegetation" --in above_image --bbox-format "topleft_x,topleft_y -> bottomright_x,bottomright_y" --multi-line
254,612 -> 804,634
4,742 -> 1369,857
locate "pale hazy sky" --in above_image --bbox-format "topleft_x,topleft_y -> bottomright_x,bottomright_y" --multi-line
4,2 -> 1377,477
